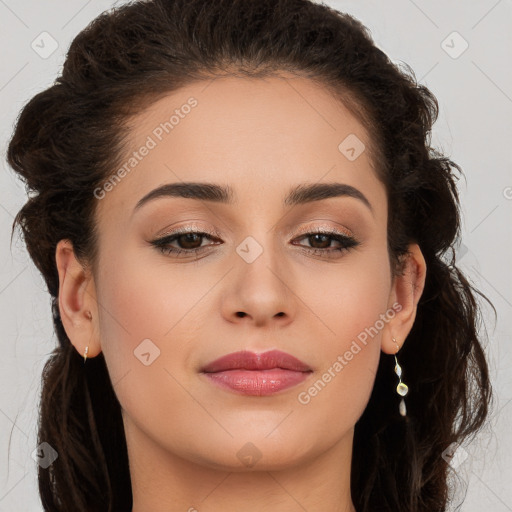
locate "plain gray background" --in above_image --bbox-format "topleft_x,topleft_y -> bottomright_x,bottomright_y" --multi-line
1,1 -> 511,510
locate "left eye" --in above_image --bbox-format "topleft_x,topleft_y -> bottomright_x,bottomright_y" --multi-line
151,231 -> 219,256
292,231 -> 360,256
150,230 -> 360,258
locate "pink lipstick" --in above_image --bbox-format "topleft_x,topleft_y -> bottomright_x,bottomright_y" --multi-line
200,350 -> 313,396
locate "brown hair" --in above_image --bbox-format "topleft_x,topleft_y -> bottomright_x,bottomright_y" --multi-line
6,1 -> 494,511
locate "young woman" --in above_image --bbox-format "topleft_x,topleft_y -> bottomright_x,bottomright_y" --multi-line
7,0 -> 493,511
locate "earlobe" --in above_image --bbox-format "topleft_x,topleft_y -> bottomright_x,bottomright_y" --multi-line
55,239 -> 100,358
382,243 -> 427,354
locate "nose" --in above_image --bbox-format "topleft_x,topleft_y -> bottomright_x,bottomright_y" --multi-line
220,243 -> 296,328
234,309 -> 286,321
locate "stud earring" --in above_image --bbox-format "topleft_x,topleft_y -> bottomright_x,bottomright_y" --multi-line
83,346 -> 89,364
393,337 -> 408,417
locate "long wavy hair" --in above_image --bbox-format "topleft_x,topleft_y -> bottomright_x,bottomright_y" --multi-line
6,0 -> 494,511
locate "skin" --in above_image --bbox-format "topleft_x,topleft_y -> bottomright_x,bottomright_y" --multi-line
56,74 -> 426,512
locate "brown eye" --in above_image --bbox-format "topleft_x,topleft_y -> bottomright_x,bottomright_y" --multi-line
292,230 -> 360,257
151,230 -> 220,257
151,228 -> 359,259
175,233 -> 204,250
306,233 -> 332,249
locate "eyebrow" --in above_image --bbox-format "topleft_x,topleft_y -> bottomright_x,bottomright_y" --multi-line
133,181 -> 374,215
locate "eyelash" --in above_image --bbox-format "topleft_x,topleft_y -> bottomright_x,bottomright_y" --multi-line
150,227 -> 360,258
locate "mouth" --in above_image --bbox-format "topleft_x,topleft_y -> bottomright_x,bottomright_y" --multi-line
200,350 -> 313,396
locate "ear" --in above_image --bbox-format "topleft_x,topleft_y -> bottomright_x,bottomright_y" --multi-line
382,243 -> 427,354
55,239 -> 101,359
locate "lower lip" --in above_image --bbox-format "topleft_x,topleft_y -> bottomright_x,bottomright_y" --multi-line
202,369 -> 312,396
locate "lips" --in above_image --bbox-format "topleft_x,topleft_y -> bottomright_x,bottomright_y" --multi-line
200,350 -> 313,396
201,349 -> 312,373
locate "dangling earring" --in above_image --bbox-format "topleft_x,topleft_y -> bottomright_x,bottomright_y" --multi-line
393,337 -> 408,417
83,311 -> 92,364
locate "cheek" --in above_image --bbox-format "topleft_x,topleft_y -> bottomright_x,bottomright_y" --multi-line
94,251 -> 201,431
96,239 -> 205,340
93,248 -> 183,379
94,244 -> 220,391
294,248 -> 390,420
304,246 -> 391,351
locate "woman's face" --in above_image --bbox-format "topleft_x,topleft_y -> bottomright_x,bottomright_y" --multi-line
80,75 -> 406,471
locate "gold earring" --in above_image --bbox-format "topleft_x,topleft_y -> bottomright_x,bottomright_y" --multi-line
83,346 -> 89,364
393,337 -> 408,417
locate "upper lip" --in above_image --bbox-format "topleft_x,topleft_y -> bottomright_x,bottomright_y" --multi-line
201,350 -> 312,373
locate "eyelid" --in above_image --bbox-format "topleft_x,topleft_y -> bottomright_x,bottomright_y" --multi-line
155,221 -> 355,241
156,223 -> 223,240
150,221 -> 360,260
289,222 -> 355,240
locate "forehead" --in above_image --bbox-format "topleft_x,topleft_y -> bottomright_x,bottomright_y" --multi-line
96,74 -> 386,221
